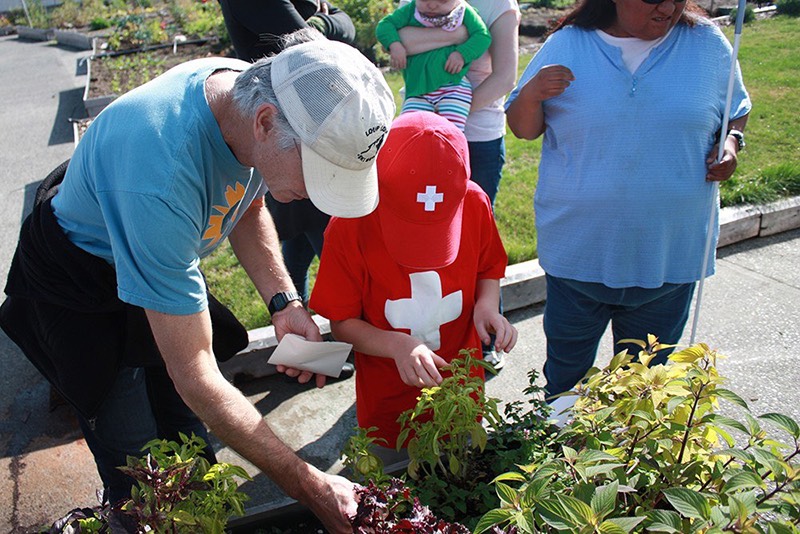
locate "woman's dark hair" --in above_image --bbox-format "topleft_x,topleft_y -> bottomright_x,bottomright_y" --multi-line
549,0 -> 708,34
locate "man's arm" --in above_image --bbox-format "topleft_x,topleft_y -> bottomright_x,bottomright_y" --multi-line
144,308 -> 357,533
227,196 -> 322,341
228,196 -> 326,386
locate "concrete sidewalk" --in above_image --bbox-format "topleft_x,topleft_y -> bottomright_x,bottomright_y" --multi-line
1,35 -> 799,532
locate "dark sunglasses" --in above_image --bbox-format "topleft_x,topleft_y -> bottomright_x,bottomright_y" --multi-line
640,0 -> 686,4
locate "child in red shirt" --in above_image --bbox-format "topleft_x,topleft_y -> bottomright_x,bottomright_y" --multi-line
309,111 -> 517,449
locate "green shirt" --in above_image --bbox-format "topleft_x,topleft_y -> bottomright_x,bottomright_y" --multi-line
376,1 -> 491,97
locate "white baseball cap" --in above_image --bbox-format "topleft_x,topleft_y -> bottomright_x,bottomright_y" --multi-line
272,40 -> 396,218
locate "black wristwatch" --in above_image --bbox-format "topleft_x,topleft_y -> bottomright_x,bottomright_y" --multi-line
728,129 -> 746,151
268,291 -> 302,316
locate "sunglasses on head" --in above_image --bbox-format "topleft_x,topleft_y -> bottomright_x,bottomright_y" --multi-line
640,0 -> 686,4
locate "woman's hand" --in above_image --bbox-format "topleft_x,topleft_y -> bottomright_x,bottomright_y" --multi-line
705,135 -> 739,182
523,64 -> 574,101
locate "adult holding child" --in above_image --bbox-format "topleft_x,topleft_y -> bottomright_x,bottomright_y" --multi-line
391,0 -> 521,369
505,0 -> 751,397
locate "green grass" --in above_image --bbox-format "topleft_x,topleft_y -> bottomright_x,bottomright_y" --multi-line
204,15 -> 800,330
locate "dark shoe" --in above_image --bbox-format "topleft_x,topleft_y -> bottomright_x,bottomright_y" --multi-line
337,361 -> 355,379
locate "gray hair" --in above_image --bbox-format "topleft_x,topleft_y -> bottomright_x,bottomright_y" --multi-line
231,29 -> 325,151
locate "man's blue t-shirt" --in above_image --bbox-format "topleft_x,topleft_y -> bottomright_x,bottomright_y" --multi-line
52,58 -> 268,314
506,22 -> 751,288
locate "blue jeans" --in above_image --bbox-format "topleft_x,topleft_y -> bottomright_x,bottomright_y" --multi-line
543,274 -> 696,397
468,137 -> 506,207
282,226 -> 325,303
468,138 -> 506,353
77,366 -> 215,506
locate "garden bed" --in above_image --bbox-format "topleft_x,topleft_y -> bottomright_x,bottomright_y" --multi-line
83,39 -> 231,117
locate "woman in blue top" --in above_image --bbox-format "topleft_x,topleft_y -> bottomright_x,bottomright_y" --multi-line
505,0 -> 751,397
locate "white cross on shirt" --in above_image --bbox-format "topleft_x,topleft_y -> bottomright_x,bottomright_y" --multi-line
384,271 -> 462,351
417,185 -> 444,211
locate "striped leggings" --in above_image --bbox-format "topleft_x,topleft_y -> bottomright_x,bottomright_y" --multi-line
401,77 -> 472,131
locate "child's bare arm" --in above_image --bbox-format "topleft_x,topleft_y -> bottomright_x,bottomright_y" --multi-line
444,50 -> 465,74
473,279 -> 518,353
330,318 -> 448,387
389,41 -> 408,70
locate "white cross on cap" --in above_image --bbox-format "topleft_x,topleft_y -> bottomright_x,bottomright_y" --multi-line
417,185 -> 444,211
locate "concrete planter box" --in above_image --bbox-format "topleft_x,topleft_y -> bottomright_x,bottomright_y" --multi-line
54,29 -> 95,50
16,25 -> 55,41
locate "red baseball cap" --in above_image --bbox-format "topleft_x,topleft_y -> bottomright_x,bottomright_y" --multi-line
377,112 -> 470,269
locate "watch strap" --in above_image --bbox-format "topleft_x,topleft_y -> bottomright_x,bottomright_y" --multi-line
268,291 -> 302,316
728,129 -> 745,150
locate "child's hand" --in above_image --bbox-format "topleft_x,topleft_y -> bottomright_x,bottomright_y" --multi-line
444,51 -> 465,74
473,307 -> 519,354
395,338 -> 448,388
389,42 -> 407,70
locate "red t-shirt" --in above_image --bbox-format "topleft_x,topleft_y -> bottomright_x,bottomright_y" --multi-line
310,182 -> 507,445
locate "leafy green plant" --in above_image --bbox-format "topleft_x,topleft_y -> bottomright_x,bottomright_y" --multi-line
476,338 -> 800,533
343,352 -> 559,529
342,425 -> 391,487
730,3 -> 757,24
22,0 -> 52,29
776,0 -> 800,16
107,11 -> 169,50
397,350 -> 501,483
336,0 -> 393,64
118,433 -> 251,533
168,0 -> 227,41
99,51 -> 168,94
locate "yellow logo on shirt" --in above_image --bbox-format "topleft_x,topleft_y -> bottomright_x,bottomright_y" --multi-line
202,182 -> 246,248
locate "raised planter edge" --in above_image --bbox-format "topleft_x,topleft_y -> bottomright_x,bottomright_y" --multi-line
15,25 -> 55,41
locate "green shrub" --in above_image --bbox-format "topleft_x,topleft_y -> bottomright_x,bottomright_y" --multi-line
22,0 -> 51,29
476,338 -> 800,533
730,3 -> 757,24
107,12 -> 169,50
776,0 -> 800,16
168,0 -> 228,41
336,0 -> 393,64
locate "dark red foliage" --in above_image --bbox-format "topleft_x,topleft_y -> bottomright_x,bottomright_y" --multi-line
351,478 -> 470,534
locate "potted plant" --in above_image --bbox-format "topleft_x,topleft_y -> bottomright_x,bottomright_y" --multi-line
475,337 -> 800,533
48,433 -> 251,533
342,351 -> 559,531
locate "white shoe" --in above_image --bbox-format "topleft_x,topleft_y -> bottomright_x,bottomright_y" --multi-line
483,349 -> 506,370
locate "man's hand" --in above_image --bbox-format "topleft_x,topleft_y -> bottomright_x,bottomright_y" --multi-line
389,41 -> 408,70
445,51 -> 465,74
272,301 -> 328,387
301,468 -> 358,533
